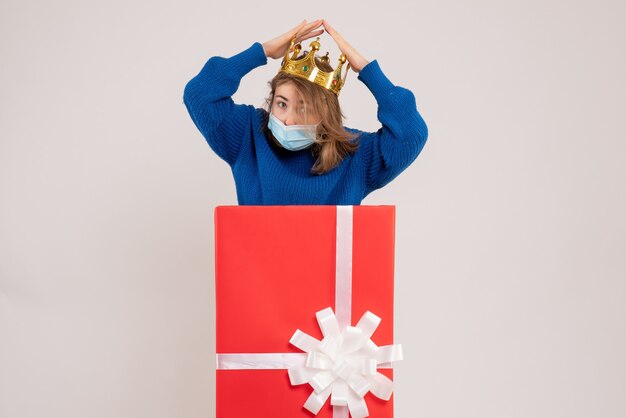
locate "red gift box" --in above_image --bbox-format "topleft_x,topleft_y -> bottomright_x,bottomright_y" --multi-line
214,205 -> 401,418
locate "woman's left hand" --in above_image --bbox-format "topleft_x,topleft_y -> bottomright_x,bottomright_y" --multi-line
322,20 -> 370,72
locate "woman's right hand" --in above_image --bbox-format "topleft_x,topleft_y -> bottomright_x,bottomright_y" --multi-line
262,19 -> 324,60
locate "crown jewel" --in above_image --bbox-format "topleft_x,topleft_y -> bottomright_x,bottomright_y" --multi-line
279,37 -> 350,96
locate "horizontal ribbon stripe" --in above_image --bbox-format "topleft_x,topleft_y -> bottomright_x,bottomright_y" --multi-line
215,352 -> 393,370
216,353 -> 307,370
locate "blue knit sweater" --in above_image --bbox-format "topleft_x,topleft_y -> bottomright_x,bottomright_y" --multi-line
183,42 -> 428,205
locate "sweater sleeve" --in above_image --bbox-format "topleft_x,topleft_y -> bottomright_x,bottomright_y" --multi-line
183,42 -> 268,165
356,60 -> 428,194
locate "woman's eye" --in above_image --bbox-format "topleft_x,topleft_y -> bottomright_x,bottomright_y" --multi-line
277,101 -> 286,109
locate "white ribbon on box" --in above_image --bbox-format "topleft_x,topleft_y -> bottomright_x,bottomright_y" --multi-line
216,206 -> 403,418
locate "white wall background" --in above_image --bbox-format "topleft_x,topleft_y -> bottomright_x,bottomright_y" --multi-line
1,0 -> 625,417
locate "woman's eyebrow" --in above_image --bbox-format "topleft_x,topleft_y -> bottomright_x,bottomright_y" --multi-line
275,95 -> 305,103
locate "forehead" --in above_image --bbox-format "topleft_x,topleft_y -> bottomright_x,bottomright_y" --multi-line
274,82 -> 304,101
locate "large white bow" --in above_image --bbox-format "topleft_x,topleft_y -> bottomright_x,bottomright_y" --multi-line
288,307 -> 403,418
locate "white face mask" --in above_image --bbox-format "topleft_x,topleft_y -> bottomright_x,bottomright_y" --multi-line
267,112 -> 319,151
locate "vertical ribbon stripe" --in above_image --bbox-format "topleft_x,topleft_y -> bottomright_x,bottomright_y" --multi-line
335,205 -> 353,330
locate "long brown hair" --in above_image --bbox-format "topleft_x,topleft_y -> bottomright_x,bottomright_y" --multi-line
262,56 -> 359,175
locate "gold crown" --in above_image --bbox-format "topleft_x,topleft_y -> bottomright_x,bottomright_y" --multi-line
279,37 -> 350,96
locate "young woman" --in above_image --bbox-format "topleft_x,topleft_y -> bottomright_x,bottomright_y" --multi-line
183,19 -> 428,205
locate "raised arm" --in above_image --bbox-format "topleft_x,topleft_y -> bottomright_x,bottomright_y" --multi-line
322,20 -> 428,193
183,43 -> 267,165
357,60 -> 429,192
184,20 -> 325,166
